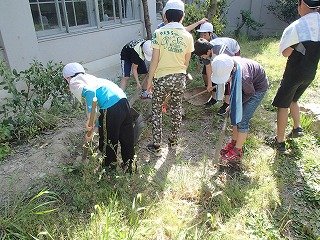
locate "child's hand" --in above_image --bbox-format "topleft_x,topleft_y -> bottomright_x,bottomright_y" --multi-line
207,85 -> 214,92
147,83 -> 154,93
85,120 -> 93,131
85,132 -> 93,142
198,18 -> 208,25
136,82 -> 142,89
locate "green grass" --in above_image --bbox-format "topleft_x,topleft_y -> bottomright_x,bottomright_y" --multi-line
1,38 -> 320,240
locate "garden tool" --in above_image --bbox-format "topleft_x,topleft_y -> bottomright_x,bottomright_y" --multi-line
82,97 -> 97,161
183,87 -> 212,106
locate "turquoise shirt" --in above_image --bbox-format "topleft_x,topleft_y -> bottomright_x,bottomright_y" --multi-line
69,73 -> 127,112
82,82 -> 126,113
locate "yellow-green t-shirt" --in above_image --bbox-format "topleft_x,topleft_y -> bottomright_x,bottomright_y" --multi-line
152,23 -> 194,78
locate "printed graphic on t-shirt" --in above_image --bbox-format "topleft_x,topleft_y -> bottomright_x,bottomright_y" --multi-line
154,30 -> 187,53
126,39 -> 145,49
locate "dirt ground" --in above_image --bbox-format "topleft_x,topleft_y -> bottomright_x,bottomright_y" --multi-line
0,90 -> 227,204
0,118 -> 85,204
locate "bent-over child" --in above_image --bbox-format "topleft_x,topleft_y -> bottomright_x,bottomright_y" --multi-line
210,54 -> 268,163
63,62 -> 135,173
196,22 -> 240,115
120,39 -> 153,99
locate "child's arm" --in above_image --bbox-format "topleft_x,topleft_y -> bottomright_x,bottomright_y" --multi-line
185,18 -> 208,32
132,63 -> 142,89
82,88 -> 97,132
147,48 -> 160,92
184,52 -> 192,69
282,47 -> 294,57
205,64 -> 214,92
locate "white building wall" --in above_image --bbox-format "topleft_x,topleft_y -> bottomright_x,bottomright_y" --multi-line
0,0 -> 40,71
37,23 -> 145,67
225,0 -> 288,36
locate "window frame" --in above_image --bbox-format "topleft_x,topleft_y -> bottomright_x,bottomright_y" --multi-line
29,0 -> 141,38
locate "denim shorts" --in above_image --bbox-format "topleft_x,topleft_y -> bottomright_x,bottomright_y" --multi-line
237,91 -> 266,132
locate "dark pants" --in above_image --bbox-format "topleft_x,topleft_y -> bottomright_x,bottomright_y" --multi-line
98,98 -> 134,168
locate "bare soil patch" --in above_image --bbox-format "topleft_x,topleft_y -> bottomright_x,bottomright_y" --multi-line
0,118 -> 84,203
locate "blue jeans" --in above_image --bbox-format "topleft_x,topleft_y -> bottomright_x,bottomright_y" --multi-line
237,91 -> 266,132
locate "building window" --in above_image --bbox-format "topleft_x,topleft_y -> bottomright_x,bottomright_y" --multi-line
29,0 -> 141,36
98,0 -> 138,24
65,0 -> 90,27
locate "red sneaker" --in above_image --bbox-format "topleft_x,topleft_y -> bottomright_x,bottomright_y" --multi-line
162,103 -> 168,113
220,140 -> 236,155
221,146 -> 243,162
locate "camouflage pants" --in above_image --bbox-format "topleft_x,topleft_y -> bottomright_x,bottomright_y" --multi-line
151,73 -> 186,146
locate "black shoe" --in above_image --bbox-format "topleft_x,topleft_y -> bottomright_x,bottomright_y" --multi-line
204,97 -> 217,106
217,102 -> 229,116
287,127 -> 304,138
121,162 -> 135,174
146,143 -> 162,157
168,138 -> 178,148
265,136 -> 286,153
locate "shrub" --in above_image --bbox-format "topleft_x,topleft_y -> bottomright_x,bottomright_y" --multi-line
184,0 -> 227,37
234,10 -> 264,38
267,0 -> 299,24
0,60 -> 75,143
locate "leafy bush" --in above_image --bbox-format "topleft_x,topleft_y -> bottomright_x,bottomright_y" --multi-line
184,0 -> 227,36
267,0 -> 299,24
234,10 -> 264,38
0,60 -> 73,142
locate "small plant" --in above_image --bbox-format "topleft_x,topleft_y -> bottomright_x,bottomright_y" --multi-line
234,10 -> 264,38
0,143 -> 10,161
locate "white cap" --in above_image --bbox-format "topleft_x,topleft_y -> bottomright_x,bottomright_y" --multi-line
62,62 -> 85,78
211,54 -> 234,84
162,0 -> 184,15
142,40 -> 153,62
197,22 -> 214,33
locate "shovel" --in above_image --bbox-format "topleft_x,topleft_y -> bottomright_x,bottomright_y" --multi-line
82,97 -> 98,161
184,89 -> 208,101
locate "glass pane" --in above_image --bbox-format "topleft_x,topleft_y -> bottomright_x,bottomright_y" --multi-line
39,3 -> 59,30
30,4 -> 44,31
74,1 -> 88,25
65,2 -> 76,26
100,0 -> 118,21
66,0 -> 88,26
59,3 -> 66,27
122,0 -> 134,20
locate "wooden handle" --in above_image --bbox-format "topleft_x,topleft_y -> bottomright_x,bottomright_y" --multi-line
86,97 -> 97,139
185,89 -> 208,101
82,97 -> 97,161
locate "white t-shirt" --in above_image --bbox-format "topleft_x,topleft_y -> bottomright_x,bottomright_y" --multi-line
210,37 -> 240,56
